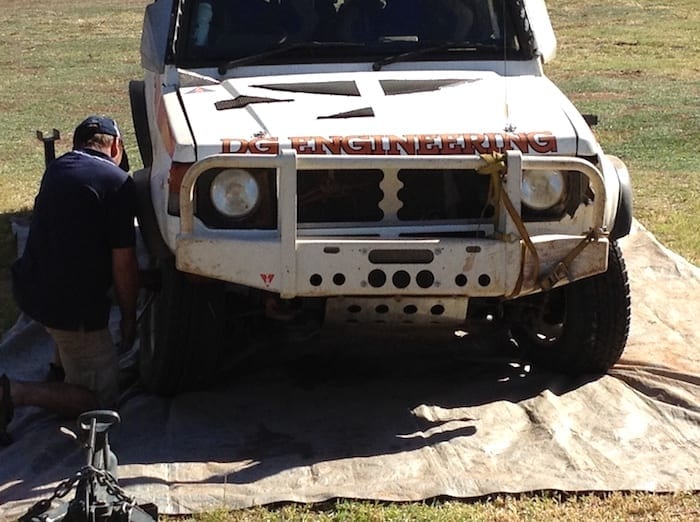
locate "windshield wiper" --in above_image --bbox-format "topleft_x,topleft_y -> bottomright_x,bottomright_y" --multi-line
372,41 -> 498,71
218,42 -> 366,74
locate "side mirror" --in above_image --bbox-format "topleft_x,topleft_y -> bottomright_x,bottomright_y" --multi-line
141,0 -> 175,73
524,0 -> 557,63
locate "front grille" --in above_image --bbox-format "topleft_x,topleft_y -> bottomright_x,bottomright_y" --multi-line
397,169 -> 493,220
297,169 -> 384,223
297,168 -> 494,231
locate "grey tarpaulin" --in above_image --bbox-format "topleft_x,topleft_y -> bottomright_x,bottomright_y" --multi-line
0,220 -> 698,517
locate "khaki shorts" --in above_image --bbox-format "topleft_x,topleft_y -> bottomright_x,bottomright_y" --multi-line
45,327 -> 119,408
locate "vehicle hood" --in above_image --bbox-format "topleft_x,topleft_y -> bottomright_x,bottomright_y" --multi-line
177,71 -> 598,159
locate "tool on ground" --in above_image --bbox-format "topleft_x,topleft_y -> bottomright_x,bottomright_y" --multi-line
19,410 -> 158,521
36,129 -> 61,168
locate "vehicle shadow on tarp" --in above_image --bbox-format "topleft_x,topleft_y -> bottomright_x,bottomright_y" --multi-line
0,326 -> 598,505
114,329 -> 597,488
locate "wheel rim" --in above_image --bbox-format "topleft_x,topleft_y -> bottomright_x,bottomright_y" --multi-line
517,290 -> 567,347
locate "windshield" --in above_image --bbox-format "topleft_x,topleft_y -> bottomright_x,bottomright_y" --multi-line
178,0 -> 528,68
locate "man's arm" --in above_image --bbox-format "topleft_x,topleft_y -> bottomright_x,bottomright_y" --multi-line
112,246 -> 139,350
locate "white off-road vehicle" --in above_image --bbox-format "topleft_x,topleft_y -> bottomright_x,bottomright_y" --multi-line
130,0 -> 633,394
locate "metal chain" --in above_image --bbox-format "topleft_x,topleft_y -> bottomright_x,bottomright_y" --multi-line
49,470 -> 84,501
18,471 -> 83,520
91,466 -> 137,507
20,465 -> 137,520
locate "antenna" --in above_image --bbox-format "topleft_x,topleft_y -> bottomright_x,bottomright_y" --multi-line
502,0 -> 514,132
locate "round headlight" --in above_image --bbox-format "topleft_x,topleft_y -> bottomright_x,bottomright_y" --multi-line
521,170 -> 566,210
210,169 -> 260,218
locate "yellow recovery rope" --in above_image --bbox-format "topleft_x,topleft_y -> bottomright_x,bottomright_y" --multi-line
477,152 -> 603,296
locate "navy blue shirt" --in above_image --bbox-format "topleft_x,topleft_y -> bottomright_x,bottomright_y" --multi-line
12,148 -> 136,331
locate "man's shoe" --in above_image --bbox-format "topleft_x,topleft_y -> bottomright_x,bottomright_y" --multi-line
0,374 -> 14,446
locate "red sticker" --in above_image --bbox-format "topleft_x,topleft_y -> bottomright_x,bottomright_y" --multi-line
260,273 -> 275,285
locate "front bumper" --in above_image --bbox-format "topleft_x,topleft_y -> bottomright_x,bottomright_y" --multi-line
176,151 -> 609,299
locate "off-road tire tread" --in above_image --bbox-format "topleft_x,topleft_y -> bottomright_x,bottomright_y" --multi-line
515,241 -> 631,375
140,258 -> 226,395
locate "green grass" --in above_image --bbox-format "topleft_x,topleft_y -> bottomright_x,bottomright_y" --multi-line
546,0 -> 700,261
0,0 -> 698,518
0,1 -> 145,211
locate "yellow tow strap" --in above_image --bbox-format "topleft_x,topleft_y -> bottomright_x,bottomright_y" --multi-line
477,153 -> 602,295
539,228 -> 602,291
478,153 -> 540,297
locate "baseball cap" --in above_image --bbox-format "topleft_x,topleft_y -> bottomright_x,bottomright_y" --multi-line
74,115 -> 121,142
73,115 -> 130,172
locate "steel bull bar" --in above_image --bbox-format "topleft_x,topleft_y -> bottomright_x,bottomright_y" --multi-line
176,150 -> 608,299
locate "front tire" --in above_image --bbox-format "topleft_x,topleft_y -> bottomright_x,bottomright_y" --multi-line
128,80 -> 153,168
140,257 -> 226,395
507,241 -> 631,375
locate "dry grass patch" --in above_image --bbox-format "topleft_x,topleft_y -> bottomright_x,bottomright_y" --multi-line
164,492 -> 700,521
